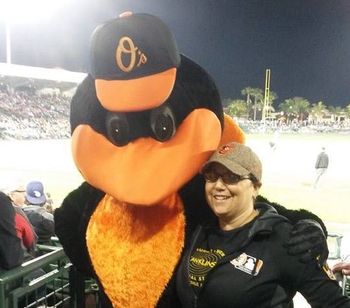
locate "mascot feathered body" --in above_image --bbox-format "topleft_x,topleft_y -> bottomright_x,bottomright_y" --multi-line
55,13 -> 327,308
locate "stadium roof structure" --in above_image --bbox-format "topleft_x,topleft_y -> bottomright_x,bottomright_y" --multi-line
0,63 -> 86,83
0,62 -> 87,93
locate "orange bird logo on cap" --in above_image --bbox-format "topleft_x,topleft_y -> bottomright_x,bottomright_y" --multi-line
218,143 -> 234,155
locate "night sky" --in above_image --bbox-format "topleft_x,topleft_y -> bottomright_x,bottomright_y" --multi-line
0,0 -> 349,107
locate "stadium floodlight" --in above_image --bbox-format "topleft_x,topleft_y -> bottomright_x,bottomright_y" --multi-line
0,0 -> 70,63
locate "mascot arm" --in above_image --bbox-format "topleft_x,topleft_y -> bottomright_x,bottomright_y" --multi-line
257,195 -> 328,264
54,182 -> 104,275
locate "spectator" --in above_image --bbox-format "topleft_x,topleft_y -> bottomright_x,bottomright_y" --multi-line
7,182 -> 37,256
314,146 -> 329,188
0,87 -> 71,140
14,206 -> 37,258
268,130 -> 280,151
44,192 -> 55,214
0,191 -> 24,270
8,184 -> 26,208
23,181 -> 55,244
176,142 -> 350,307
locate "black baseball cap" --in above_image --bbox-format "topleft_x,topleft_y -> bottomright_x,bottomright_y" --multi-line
90,12 -> 181,112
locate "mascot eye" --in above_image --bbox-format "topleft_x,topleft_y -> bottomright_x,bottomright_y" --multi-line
150,106 -> 176,142
106,113 -> 130,146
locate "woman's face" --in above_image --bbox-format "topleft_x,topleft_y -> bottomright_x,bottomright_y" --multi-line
204,163 -> 260,222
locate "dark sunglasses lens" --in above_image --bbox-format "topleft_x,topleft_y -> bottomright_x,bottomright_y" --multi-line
204,171 -> 244,184
204,171 -> 218,182
222,173 -> 241,184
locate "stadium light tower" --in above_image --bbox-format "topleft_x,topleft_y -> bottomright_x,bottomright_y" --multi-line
5,22 -> 11,64
262,68 -> 271,122
0,0 -> 70,64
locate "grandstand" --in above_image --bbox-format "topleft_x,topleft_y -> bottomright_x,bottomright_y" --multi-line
0,63 -> 86,96
0,63 -> 86,140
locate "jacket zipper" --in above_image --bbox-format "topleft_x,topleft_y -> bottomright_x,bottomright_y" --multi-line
187,226 -> 256,307
185,226 -> 202,308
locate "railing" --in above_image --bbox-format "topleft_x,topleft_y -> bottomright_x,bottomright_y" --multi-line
0,234 -> 348,307
327,233 -> 350,297
0,245 -> 71,307
0,241 -> 101,308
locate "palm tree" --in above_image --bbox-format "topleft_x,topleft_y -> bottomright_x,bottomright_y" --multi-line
279,97 -> 310,123
279,97 -> 310,121
241,87 -> 255,107
328,105 -> 344,122
345,104 -> 350,124
241,87 -> 264,120
226,99 -> 248,118
346,104 -> 350,117
309,101 -> 328,123
293,97 -> 310,121
268,91 -> 278,107
279,99 -> 295,123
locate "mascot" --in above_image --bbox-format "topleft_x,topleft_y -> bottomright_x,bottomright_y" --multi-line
55,12 -> 327,307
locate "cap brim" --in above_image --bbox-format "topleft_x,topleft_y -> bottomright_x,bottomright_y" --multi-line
95,67 -> 177,112
26,195 -> 46,205
201,158 -> 250,178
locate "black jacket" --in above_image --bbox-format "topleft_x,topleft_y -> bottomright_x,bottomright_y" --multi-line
0,192 -> 23,271
23,205 -> 55,244
176,203 -> 350,308
54,182 -> 329,308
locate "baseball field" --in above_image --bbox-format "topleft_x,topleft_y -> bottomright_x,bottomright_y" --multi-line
0,133 -> 349,235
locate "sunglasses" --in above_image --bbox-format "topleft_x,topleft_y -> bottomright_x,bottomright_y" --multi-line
14,190 -> 26,193
203,170 -> 250,185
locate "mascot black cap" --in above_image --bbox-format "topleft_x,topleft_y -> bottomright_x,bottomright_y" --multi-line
90,12 -> 181,112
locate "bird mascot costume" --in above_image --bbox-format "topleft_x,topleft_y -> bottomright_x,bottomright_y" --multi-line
55,12 -> 327,308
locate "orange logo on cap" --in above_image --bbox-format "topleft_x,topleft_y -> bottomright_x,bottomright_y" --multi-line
218,144 -> 234,155
116,36 -> 147,72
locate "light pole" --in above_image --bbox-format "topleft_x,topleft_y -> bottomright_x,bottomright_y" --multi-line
5,22 -> 11,64
1,0 -> 71,65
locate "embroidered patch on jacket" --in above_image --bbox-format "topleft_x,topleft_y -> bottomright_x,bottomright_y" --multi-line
189,248 -> 225,288
230,252 -> 264,276
322,263 -> 336,280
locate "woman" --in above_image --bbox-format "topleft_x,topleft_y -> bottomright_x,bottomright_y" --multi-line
176,142 -> 350,307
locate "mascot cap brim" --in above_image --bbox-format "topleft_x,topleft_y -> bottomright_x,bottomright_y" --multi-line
95,68 -> 176,111
90,13 -> 181,111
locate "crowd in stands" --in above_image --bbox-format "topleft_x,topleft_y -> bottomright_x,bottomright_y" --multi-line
0,179 -> 55,272
2,86 -> 350,141
0,87 -> 71,140
238,118 -> 350,134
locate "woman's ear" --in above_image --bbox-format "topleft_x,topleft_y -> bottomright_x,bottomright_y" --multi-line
253,183 -> 261,199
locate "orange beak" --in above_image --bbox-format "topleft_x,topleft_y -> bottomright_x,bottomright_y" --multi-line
72,109 -> 221,205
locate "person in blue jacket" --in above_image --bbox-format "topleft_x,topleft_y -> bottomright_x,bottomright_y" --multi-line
176,142 -> 350,307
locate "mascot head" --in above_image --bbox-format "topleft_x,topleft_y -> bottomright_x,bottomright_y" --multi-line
70,13 -> 244,206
